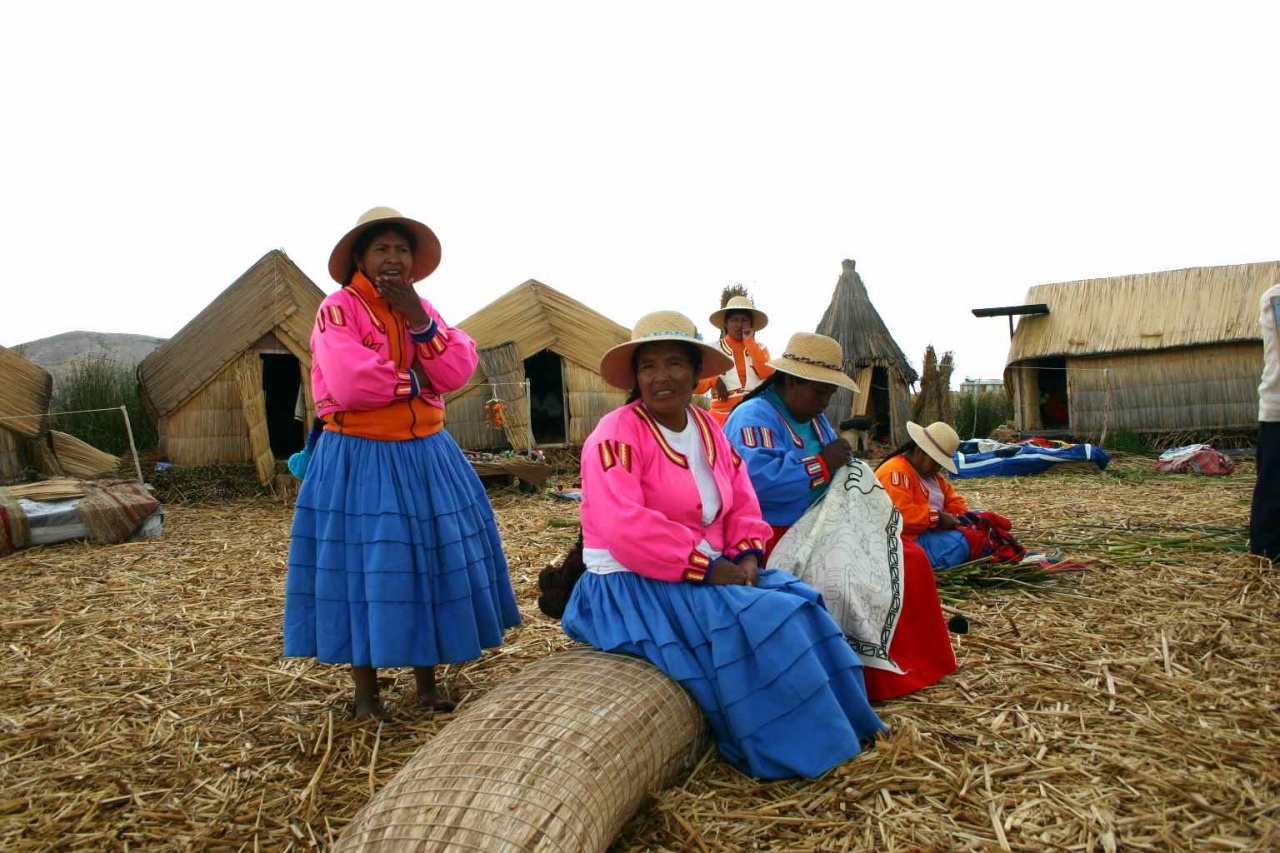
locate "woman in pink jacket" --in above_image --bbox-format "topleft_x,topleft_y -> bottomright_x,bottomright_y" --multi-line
559,311 -> 885,780
284,208 -> 520,720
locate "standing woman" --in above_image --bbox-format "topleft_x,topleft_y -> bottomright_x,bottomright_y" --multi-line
1252,282 -> 1280,560
284,207 -> 520,720
697,292 -> 775,425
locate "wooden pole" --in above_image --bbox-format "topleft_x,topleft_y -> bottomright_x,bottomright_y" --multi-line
119,405 -> 144,483
1098,368 -> 1112,448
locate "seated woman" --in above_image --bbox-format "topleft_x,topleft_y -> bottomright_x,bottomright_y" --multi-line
557,311 -> 885,780
875,421 -> 1024,569
725,333 -> 955,702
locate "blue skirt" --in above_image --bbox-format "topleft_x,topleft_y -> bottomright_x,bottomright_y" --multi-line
283,429 -> 521,668
562,569 -> 886,779
916,529 -> 973,569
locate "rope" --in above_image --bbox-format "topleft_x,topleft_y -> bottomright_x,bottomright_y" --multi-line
0,404 -> 129,420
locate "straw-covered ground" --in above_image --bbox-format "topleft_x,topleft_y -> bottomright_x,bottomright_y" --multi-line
2,455 -> 1276,851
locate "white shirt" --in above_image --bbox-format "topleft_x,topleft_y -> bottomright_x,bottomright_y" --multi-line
585,414 -> 723,575
1260,283 -> 1280,422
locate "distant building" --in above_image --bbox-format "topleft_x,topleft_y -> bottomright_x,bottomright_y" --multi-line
960,378 -> 1004,395
1004,261 -> 1280,436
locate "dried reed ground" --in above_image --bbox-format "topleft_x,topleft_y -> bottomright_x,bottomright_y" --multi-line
1,456 -> 1276,851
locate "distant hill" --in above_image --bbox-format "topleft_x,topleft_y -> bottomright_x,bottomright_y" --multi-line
15,331 -> 166,383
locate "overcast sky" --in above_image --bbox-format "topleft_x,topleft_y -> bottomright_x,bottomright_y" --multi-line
3,1 -> 1277,383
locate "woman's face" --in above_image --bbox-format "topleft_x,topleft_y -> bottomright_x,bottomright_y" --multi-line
355,229 -> 414,287
777,375 -> 837,422
635,342 -> 696,419
909,447 -> 943,477
724,310 -> 754,340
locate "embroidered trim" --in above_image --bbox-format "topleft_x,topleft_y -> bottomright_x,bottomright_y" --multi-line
691,408 -> 717,467
729,447 -> 743,469
326,305 -> 347,328
740,427 -> 757,448
682,567 -> 707,582
735,537 -> 765,553
345,287 -> 386,333
599,441 -> 617,472
633,406 -> 688,468
598,439 -> 632,473
417,334 -> 448,360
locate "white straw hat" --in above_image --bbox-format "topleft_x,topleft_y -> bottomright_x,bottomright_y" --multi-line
906,420 -> 961,475
328,206 -> 442,285
709,295 -> 770,331
599,311 -> 734,390
766,333 -> 859,392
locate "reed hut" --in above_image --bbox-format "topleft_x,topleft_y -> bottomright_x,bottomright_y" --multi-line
446,280 -> 629,450
1003,261 -> 1280,437
0,345 -> 54,481
816,260 -> 919,447
138,251 -> 326,485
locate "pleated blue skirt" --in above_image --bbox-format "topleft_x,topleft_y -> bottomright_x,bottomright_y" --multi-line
916,529 -> 973,569
562,569 -> 887,779
283,430 -> 521,668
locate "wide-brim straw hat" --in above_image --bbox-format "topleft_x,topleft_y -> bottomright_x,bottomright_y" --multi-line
907,420 -> 961,475
600,311 -> 734,390
766,332 -> 859,393
709,295 -> 770,331
328,206 -> 442,285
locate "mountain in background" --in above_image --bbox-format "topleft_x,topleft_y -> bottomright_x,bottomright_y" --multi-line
14,331 -> 167,383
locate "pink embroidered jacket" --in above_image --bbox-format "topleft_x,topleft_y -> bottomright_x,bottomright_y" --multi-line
310,274 -> 478,440
581,402 -> 772,583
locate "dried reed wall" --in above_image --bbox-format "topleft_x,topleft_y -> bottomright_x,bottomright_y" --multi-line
160,369 -> 252,465
1067,343 -> 1262,435
565,361 -> 627,445
0,428 -> 26,482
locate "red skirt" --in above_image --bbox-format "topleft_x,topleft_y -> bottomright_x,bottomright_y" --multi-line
766,526 -> 955,701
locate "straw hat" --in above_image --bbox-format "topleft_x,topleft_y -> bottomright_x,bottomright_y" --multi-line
328,206 -> 443,285
599,311 -> 734,390
907,420 -> 960,475
709,295 -> 770,331
766,333 -> 859,393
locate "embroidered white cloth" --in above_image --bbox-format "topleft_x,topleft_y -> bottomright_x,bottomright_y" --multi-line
769,459 -> 905,672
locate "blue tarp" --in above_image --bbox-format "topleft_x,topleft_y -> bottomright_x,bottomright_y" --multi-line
952,441 -> 1110,479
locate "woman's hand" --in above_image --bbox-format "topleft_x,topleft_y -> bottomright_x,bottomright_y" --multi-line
712,378 -> 729,402
936,512 -> 960,530
705,557 -> 753,586
376,275 -> 430,327
819,438 -> 853,473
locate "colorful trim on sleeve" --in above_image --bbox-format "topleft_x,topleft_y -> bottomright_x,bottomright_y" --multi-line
734,537 -> 766,553
738,426 -> 776,450
395,369 -> 416,399
597,439 -> 633,473
802,454 -> 830,489
682,550 -> 712,582
409,318 -> 439,343
416,330 -> 449,361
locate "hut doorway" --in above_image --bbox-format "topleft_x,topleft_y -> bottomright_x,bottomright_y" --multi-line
260,354 -> 305,457
1035,357 -> 1070,429
868,366 -> 892,444
525,349 -> 567,445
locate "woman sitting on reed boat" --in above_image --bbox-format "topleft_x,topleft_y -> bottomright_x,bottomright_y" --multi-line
724,333 -> 955,701
556,311 -> 885,780
875,421 -> 1025,570
283,207 -> 520,720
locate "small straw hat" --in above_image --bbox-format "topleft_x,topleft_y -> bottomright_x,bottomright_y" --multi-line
599,311 -> 734,390
328,206 -> 443,285
766,333 -> 859,393
709,295 -> 770,331
907,420 -> 961,475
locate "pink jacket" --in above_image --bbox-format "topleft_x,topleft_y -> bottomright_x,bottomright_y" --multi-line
310,276 -> 478,420
581,402 -> 772,583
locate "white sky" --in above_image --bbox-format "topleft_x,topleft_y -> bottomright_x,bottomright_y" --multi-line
3,1 -> 1277,383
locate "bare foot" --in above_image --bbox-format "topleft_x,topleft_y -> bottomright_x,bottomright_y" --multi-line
354,696 -> 391,721
416,692 -> 456,713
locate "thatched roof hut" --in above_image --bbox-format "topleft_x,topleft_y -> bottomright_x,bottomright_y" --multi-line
446,280 -> 629,450
138,250 -> 326,484
816,260 -> 919,447
1003,261 -> 1280,437
0,345 -> 53,481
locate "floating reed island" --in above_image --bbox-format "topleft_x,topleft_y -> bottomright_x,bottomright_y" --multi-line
1,456 -> 1276,850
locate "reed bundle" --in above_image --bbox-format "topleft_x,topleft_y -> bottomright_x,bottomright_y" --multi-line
2,477 -> 87,501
